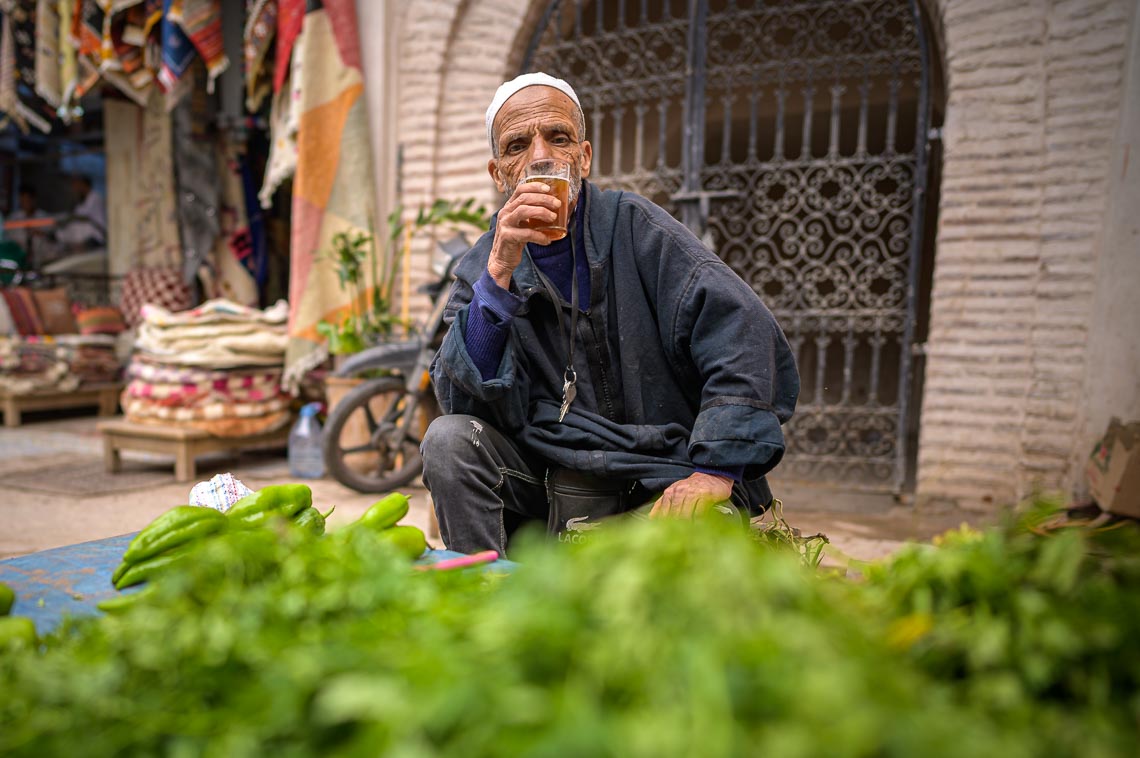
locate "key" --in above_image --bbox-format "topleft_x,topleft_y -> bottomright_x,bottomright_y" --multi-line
558,374 -> 577,422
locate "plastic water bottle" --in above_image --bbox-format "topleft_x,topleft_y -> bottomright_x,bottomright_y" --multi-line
288,402 -> 325,479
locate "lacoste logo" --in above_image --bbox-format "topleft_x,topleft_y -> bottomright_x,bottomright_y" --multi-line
565,516 -> 600,532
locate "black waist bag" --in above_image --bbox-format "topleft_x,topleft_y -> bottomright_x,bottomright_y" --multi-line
546,468 -> 644,540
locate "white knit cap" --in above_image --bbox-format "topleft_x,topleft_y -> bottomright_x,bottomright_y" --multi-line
485,72 -> 582,152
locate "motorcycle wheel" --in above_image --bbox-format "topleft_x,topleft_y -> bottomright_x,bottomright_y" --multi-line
322,376 -> 426,493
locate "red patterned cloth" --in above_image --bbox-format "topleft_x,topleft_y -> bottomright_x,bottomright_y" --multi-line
170,0 -> 228,87
1,288 -> 44,336
273,0 -> 302,92
119,266 -> 193,327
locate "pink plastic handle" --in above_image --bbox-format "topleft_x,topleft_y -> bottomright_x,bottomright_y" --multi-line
417,550 -> 499,571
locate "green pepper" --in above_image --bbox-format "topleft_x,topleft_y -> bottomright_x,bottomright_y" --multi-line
0,616 -> 37,650
0,582 -> 13,616
114,544 -> 196,590
227,484 -> 314,525
375,525 -> 427,560
292,505 -> 335,536
97,587 -> 155,615
122,506 -> 228,565
356,492 -> 410,531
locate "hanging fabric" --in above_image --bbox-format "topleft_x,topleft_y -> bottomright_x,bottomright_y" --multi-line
238,153 -> 269,291
165,0 -> 226,92
272,0 -> 301,92
157,0 -> 193,95
33,0 -> 60,110
171,78 -> 220,287
57,0 -> 78,116
200,136 -> 258,306
283,0 -> 376,390
11,0 -> 55,132
256,37 -> 300,209
103,89 -> 182,272
0,12 -> 26,131
243,0 -> 275,112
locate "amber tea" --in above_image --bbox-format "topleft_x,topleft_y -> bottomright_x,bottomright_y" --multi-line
523,159 -> 571,241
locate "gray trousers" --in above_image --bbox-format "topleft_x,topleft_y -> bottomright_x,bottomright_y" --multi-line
421,414 -> 552,556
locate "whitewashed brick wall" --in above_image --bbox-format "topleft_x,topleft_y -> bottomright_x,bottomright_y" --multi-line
394,0 -> 543,316
391,0 -> 1135,511
917,0 -> 1134,509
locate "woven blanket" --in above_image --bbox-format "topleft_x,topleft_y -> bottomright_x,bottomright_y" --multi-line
284,0 -> 377,390
162,0 -> 225,92
12,0 -> 54,132
257,30 -> 300,209
0,336 -> 110,393
0,13 -> 22,130
134,329 -> 287,367
173,0 -> 225,88
124,371 -> 283,407
123,407 -> 291,438
34,0 -> 60,108
157,0 -> 192,93
127,357 -> 282,385
273,0 -> 301,92
57,0 -> 77,108
71,0 -> 101,59
201,137 -> 258,306
172,89 -> 220,283
122,393 -> 290,421
243,0 -> 274,111
140,297 -> 288,327
136,318 -> 286,349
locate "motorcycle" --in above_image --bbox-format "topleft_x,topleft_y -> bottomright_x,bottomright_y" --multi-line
321,234 -> 470,493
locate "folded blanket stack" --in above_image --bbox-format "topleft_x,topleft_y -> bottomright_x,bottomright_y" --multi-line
0,334 -> 121,394
123,299 -> 293,437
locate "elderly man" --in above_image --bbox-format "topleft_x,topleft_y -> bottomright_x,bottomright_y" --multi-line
422,72 -> 799,555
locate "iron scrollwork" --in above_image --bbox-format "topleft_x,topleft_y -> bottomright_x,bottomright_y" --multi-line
525,0 -> 930,490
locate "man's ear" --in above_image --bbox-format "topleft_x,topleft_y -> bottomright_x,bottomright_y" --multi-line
488,159 -> 508,193
579,141 -> 593,179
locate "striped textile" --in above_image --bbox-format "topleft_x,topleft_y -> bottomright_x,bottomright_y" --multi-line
167,0 -> 227,90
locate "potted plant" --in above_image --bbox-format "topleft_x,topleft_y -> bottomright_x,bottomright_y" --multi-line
317,198 -> 489,360
319,199 -> 489,459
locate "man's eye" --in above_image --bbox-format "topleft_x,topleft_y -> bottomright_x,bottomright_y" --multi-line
551,135 -> 571,146
506,142 -> 526,154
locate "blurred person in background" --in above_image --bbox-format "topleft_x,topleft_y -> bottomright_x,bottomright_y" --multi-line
55,175 -> 106,253
7,185 -> 55,268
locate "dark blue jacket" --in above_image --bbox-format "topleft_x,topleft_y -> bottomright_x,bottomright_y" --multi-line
431,181 -> 799,510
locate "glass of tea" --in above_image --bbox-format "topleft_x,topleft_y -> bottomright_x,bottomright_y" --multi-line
523,158 -> 571,241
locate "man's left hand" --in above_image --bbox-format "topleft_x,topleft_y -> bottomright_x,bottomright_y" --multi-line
649,472 -> 734,520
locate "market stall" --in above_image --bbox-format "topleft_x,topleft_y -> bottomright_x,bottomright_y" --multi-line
0,498 -> 1136,756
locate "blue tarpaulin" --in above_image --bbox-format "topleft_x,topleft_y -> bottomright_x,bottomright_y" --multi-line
1,535 -> 510,635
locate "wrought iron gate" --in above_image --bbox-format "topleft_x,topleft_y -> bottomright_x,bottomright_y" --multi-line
523,0 -> 932,491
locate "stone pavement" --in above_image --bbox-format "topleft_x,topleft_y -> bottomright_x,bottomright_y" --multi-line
0,410 -> 993,564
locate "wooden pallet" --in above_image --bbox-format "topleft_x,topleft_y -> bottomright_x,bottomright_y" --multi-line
98,419 -> 291,483
1,382 -> 122,428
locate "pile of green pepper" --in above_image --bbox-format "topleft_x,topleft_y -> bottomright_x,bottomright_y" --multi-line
109,484 -> 325,591
106,485 -> 423,596
0,582 -> 36,651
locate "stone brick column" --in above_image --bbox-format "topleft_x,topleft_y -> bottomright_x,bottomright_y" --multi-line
917,0 -> 1134,509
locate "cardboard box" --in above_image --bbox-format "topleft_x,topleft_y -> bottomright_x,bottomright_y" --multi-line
1085,418 -> 1140,518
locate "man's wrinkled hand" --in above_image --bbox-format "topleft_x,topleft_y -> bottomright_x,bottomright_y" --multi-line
649,472 -> 734,520
487,180 -> 562,288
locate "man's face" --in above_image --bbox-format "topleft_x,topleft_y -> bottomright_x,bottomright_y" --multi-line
488,87 -> 593,209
